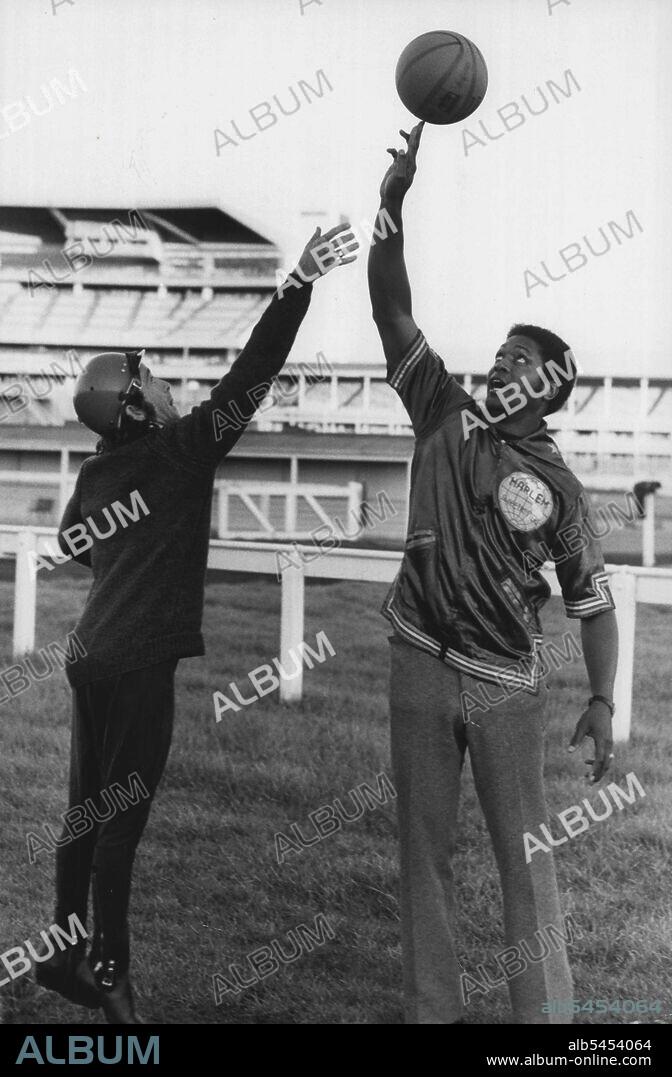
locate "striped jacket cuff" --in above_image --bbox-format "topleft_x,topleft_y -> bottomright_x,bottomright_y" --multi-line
564,572 -> 615,617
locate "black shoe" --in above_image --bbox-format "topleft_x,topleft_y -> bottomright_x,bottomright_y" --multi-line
92,959 -> 143,1024
35,948 -> 101,1009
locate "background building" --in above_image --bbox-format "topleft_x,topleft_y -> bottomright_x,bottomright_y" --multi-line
0,204 -> 670,553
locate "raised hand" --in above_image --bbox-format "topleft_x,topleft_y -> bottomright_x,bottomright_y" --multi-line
295,223 -> 359,283
380,121 -> 425,203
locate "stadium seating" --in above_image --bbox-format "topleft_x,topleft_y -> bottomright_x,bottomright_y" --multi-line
0,205 -> 669,478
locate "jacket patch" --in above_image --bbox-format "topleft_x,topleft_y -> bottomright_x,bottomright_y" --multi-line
498,472 -> 554,533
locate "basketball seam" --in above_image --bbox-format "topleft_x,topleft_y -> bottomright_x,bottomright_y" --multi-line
409,40 -> 466,120
397,33 -> 487,124
396,42 -> 462,86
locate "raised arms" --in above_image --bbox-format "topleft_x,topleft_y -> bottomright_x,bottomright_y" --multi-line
161,223 -> 358,465
368,122 -> 424,369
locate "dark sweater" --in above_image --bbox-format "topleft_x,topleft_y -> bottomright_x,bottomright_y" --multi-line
58,282 -> 313,687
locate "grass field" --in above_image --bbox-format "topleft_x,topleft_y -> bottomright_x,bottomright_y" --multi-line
0,564 -> 671,1026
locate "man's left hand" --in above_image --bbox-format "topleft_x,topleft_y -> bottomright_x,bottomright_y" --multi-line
568,701 -> 614,783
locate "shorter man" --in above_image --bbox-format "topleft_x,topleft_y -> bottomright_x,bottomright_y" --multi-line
35,223 -> 358,1022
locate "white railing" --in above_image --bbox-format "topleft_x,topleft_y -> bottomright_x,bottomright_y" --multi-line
255,409 -> 413,436
214,480 -> 362,539
2,529 -> 671,743
0,472 -> 363,542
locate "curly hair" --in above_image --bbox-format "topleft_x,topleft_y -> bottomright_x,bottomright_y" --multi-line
507,323 -> 577,415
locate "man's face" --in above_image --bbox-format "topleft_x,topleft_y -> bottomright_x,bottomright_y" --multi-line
138,363 -> 180,425
485,335 -> 555,418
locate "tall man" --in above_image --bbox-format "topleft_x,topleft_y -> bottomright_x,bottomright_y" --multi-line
368,122 -> 618,1024
36,223 -> 358,1023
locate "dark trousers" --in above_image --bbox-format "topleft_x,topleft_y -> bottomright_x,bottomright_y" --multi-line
54,660 -> 177,971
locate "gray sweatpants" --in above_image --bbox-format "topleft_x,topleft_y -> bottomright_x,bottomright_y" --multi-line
388,635 -> 573,1024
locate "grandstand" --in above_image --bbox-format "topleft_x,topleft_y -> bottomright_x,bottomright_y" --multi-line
0,204 -> 278,396
0,205 -> 670,542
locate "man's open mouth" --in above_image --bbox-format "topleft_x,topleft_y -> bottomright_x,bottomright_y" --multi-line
488,377 -> 507,391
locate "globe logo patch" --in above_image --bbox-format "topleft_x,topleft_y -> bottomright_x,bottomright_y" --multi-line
498,472 -> 554,532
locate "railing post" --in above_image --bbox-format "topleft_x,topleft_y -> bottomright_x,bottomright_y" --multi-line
284,486 -> 297,535
610,569 -> 636,743
59,448 -> 70,519
13,530 -> 37,657
362,376 -> 371,416
280,563 -> 305,702
347,482 -> 362,524
642,492 -> 655,568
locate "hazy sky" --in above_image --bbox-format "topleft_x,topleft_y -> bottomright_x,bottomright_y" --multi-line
1,0 -> 670,378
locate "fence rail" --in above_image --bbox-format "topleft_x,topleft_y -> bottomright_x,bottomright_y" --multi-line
214,480 -> 362,539
2,528 -> 672,742
0,472 -> 363,542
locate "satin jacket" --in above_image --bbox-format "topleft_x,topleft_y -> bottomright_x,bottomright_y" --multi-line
383,330 -> 615,691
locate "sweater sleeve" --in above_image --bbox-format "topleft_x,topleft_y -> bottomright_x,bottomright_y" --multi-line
151,280 -> 314,469
57,467 -> 92,567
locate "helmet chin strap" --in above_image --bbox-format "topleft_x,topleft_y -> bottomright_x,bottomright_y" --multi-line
116,349 -> 147,431
127,348 -> 145,375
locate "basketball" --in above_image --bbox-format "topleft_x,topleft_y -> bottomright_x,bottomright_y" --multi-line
395,30 -> 488,125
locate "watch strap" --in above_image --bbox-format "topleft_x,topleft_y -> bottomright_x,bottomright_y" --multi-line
588,694 -> 615,716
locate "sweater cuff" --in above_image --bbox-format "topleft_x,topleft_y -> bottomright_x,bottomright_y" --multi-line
276,274 -> 315,302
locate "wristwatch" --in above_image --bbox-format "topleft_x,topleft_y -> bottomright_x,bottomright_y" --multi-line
588,694 -> 615,716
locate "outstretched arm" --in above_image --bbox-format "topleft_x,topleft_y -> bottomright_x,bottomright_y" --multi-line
161,223 -> 358,466
368,122 -> 424,368
212,223 -> 357,426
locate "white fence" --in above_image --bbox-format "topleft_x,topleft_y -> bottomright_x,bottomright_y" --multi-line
2,528 -> 672,743
0,467 -> 663,563
215,481 -> 362,539
0,471 -> 362,541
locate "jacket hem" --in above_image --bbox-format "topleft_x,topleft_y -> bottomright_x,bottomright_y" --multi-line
382,599 -> 542,692
65,633 -> 205,687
